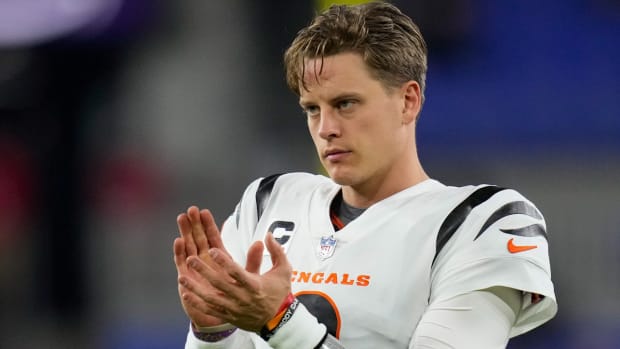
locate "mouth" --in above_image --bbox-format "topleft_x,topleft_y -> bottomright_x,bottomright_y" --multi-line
323,149 -> 351,162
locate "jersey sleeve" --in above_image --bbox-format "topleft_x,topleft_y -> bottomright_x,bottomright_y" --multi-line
430,187 -> 557,337
410,288 -> 519,348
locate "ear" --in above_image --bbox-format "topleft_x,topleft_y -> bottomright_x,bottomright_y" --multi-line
401,81 -> 421,125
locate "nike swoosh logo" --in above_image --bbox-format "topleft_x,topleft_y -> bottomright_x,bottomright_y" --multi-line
507,238 -> 538,253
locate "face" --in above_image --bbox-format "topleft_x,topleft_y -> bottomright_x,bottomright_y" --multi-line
299,52 -> 419,191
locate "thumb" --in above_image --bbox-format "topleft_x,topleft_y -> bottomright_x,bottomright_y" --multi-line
245,240 -> 264,274
265,232 -> 288,268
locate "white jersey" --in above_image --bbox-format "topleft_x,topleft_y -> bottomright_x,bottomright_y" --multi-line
189,172 -> 557,348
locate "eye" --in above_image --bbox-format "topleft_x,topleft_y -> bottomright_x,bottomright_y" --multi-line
302,105 -> 320,118
337,99 -> 355,111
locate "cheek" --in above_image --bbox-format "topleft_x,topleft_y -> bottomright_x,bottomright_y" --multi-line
307,124 -> 322,149
380,97 -> 405,124
362,120 -> 399,156
306,119 -> 315,136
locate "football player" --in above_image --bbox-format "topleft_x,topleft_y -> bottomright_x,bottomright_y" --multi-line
174,2 -> 557,348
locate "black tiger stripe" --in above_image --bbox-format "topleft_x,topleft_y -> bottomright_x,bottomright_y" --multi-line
501,224 -> 547,239
474,201 -> 544,240
297,293 -> 340,338
432,186 -> 506,266
256,173 -> 283,220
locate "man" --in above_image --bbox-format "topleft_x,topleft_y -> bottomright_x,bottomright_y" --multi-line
173,2 -> 557,348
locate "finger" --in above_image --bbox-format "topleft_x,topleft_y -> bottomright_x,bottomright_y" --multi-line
179,274 -> 238,321
173,237 -> 188,272
179,285 -> 228,320
245,240 -> 264,274
190,252 -> 257,294
187,206 -> 210,255
208,250 -> 253,289
186,255 -> 222,286
179,260 -> 222,301
265,232 -> 289,269
177,213 -> 197,256
200,209 -> 226,251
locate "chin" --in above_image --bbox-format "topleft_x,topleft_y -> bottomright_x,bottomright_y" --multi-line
326,170 -> 357,186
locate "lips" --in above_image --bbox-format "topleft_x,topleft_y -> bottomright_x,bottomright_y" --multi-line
323,148 -> 351,161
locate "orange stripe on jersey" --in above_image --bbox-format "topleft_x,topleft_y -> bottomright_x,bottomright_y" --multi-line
330,210 -> 345,230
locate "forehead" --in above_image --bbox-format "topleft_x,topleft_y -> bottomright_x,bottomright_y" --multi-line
301,52 -> 377,95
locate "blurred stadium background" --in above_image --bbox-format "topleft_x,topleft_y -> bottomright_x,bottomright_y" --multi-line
0,0 -> 618,348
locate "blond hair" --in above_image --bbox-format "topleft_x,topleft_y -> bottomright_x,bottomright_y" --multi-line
284,1 -> 427,103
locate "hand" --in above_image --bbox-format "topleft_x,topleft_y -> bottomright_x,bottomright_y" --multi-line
174,206 -> 228,328
179,232 -> 293,333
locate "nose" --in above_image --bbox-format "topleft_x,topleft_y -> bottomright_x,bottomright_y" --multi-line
317,109 -> 341,140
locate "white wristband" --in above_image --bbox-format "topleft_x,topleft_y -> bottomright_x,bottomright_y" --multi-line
319,334 -> 346,349
267,302 -> 327,349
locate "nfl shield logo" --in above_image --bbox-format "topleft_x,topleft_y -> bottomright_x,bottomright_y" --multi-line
317,235 -> 338,260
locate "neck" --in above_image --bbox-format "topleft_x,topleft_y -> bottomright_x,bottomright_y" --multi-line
342,153 -> 428,208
